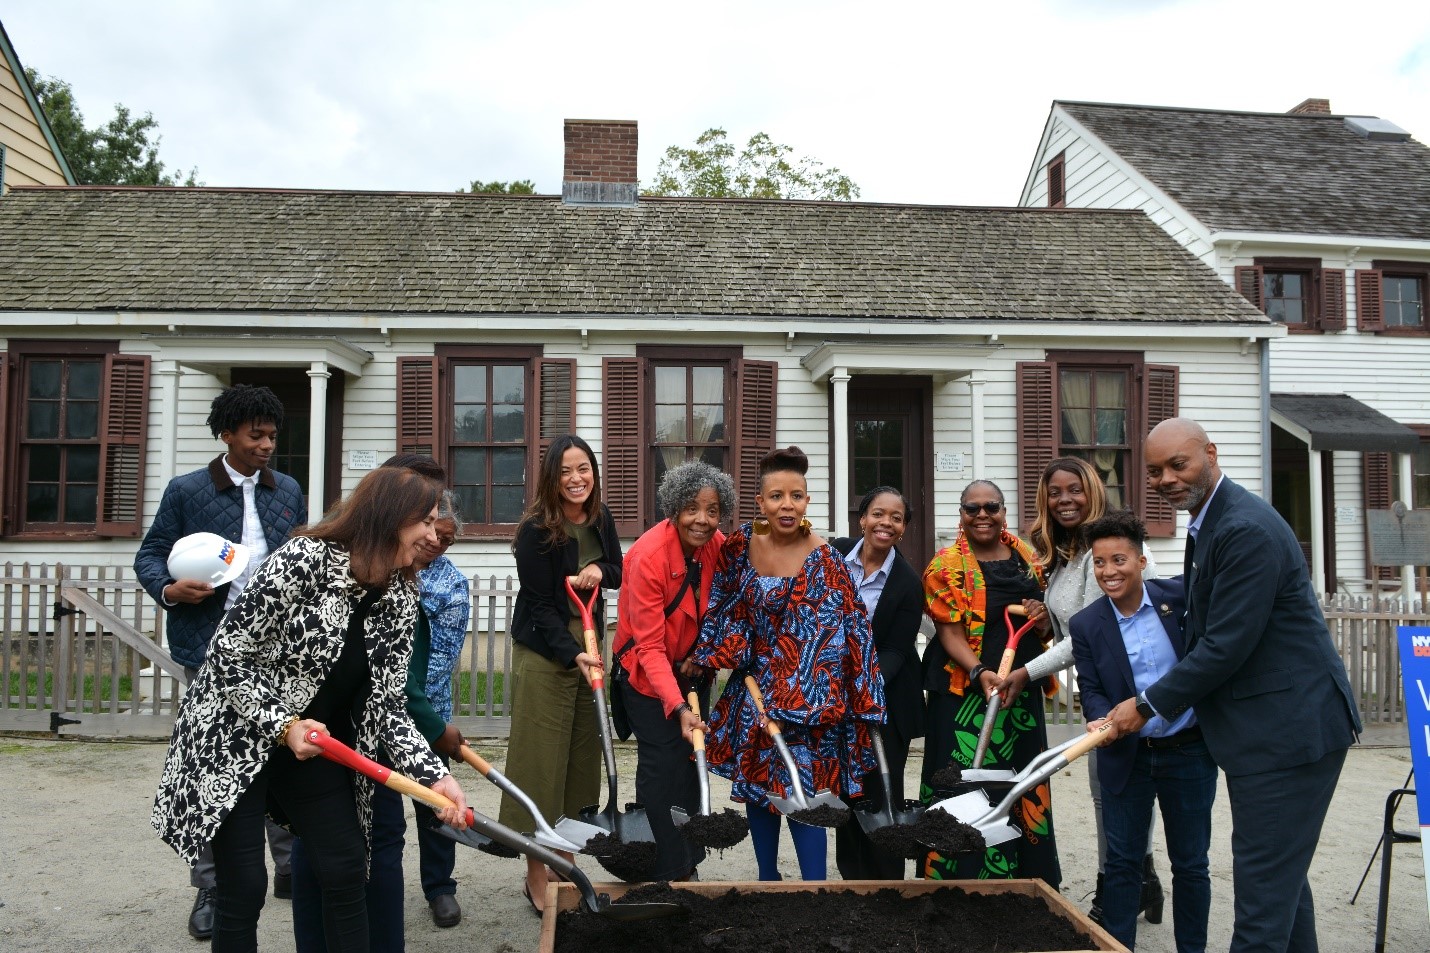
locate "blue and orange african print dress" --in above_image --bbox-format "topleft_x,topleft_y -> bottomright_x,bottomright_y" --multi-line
691,526 -> 886,812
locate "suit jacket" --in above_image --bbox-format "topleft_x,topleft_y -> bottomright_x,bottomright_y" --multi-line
832,538 -> 926,741
614,518 -> 724,716
1070,577 -> 1188,795
1145,478 -> 1361,777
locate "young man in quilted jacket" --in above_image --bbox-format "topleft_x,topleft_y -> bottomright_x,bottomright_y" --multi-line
134,383 -> 307,941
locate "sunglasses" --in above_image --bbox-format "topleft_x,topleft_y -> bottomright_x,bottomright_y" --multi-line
960,501 -> 1004,517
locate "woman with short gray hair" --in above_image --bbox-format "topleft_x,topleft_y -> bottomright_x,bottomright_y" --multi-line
611,460 -> 735,881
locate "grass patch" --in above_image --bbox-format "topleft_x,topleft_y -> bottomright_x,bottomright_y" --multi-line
5,672 -> 133,711
454,671 -> 505,709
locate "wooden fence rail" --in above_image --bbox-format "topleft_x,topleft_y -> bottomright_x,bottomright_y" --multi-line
2,564 -> 1424,738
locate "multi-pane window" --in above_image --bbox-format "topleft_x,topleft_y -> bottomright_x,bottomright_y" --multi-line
1384,275 -> 1424,329
651,363 -> 728,503
450,362 -> 528,525
1263,270 -> 1311,326
852,418 -> 904,498
21,357 -> 102,528
1058,367 -> 1131,509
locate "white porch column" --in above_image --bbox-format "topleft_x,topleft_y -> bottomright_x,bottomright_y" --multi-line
969,373 -> 986,482
831,367 -> 851,538
1308,448 -> 1326,595
155,361 -> 182,480
1398,451 -> 1416,595
307,362 -> 330,516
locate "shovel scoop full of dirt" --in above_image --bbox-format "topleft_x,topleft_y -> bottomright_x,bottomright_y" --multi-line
679,808 -> 750,851
581,831 -> 659,883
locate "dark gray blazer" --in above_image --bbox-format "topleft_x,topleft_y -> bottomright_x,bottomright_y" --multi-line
1144,478 -> 1361,778
1070,577 -> 1188,795
832,538 -> 926,742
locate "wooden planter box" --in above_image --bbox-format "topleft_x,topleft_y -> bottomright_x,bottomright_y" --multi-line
538,879 -> 1128,953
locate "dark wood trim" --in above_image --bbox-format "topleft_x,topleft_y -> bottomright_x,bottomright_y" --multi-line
1047,151 -> 1066,209
1319,449 -> 1336,592
1368,260 -> 1430,336
323,371 -> 345,514
845,375 -> 934,573
1254,256 -> 1323,332
637,344 -> 741,362
435,344 -> 542,360
9,339 -> 118,356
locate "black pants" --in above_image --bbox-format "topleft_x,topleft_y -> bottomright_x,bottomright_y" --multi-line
210,749 -> 368,953
620,680 -> 707,881
835,723 -> 910,880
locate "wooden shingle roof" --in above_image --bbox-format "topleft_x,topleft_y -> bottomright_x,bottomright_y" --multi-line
1061,101 -> 1430,241
0,186 -> 1265,322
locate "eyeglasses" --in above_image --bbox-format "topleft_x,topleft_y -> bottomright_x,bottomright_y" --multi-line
960,502 -> 1003,517
436,536 -> 457,548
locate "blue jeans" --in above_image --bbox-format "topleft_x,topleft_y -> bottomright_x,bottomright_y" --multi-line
1101,737 -> 1217,953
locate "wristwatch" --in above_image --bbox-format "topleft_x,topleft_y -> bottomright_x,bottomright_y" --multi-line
1134,693 -> 1155,720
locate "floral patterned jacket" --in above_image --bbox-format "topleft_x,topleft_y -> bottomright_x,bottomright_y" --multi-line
151,536 -> 446,867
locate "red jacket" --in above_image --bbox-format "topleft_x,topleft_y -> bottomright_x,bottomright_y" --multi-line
614,519 -> 724,716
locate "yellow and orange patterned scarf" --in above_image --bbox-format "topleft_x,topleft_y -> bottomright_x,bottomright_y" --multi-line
923,530 -> 1054,697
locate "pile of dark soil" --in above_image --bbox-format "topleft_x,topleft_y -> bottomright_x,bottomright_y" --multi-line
929,765 -> 965,791
581,832 -> 658,883
680,808 -> 750,850
787,803 -> 851,828
553,883 -> 1095,953
863,805 -> 987,859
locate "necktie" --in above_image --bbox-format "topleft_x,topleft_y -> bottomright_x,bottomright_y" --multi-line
1183,530 -> 1195,583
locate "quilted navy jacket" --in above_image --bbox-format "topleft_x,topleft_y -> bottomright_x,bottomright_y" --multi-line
134,456 -> 307,669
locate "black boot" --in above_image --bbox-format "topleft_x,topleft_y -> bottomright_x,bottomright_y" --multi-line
1140,855 -> 1164,924
1088,873 -> 1105,925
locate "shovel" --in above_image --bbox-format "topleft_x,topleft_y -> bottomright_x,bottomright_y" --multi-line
671,692 -> 750,850
557,579 -> 657,874
305,731 -> 684,922
854,729 -> 928,836
929,723 -> 1114,848
304,730 -> 514,858
743,675 -> 850,826
670,690 -> 713,828
962,604 -> 1039,784
456,743 -> 596,854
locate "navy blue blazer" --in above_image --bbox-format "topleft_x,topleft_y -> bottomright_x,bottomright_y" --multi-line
1070,577 -> 1188,795
1145,478 -> 1361,777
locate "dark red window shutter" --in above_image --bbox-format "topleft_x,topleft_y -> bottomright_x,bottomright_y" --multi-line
0,352 -> 9,533
733,359 -> 778,525
602,358 -> 645,537
1363,452 -> 1397,581
95,354 -> 151,537
1047,152 -> 1066,209
1319,268 -> 1347,331
1016,361 -> 1057,532
1141,364 -> 1179,537
1234,265 -> 1265,310
1356,270 -> 1385,332
535,358 -> 576,457
396,357 -> 441,469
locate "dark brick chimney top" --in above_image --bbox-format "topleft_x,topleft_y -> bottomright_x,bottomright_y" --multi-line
562,119 -> 638,206
1288,98 -> 1332,115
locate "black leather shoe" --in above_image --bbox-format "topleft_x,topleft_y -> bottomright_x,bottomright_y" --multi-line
188,887 -> 216,940
1088,873 -> 1105,926
429,893 -> 461,928
272,870 -> 292,899
1140,856 -> 1165,924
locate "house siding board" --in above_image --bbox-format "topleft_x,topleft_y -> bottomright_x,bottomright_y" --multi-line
0,69 -> 67,187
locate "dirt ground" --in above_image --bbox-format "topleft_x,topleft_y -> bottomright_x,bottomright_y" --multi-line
1,724 -> 1424,953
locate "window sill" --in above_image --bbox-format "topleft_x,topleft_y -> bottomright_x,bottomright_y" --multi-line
1368,327 -> 1430,337
4,531 -> 105,542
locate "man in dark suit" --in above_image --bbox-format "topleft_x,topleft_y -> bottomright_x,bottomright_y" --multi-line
1104,417 -> 1361,953
1072,511 -> 1215,952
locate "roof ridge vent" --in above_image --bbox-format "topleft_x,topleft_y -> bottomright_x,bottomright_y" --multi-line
1343,116 -> 1412,142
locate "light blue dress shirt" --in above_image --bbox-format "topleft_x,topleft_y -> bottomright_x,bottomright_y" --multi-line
1113,585 -> 1197,738
843,539 -> 896,617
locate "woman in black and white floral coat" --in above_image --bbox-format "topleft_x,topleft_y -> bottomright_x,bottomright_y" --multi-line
153,466 -> 471,953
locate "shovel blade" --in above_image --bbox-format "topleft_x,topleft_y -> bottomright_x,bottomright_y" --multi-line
959,768 -> 1017,783
975,820 -> 1021,848
927,789 -> 994,823
671,806 -> 694,828
766,792 -> 804,816
555,814 -> 609,849
532,829 -> 584,853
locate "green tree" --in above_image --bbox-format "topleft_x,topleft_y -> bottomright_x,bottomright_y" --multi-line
459,179 -> 537,194
26,68 -> 198,186
644,128 -> 859,201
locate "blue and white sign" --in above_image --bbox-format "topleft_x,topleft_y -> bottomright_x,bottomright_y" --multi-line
1397,625 -> 1430,921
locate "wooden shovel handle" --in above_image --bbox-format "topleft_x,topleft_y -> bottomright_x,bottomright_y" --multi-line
306,730 -> 475,826
743,675 -> 782,738
687,691 -> 705,754
457,743 -> 493,777
1062,722 -> 1115,763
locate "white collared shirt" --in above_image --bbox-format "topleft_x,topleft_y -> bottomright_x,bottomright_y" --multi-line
843,539 -> 896,618
221,455 -> 270,608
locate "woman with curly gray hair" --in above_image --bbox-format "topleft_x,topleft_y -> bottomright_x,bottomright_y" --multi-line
611,460 -> 736,881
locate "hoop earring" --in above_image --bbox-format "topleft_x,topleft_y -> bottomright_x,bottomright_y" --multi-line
752,516 -> 771,536
799,517 -> 812,535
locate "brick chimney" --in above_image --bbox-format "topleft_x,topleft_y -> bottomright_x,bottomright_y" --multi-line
1288,98 -> 1331,115
562,119 -> 638,206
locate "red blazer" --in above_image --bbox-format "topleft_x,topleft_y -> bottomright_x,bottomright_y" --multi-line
615,519 -> 724,716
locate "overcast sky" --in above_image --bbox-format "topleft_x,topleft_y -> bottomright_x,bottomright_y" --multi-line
6,0 -> 1428,205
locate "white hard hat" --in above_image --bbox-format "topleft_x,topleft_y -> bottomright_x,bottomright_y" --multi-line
167,532 -> 250,587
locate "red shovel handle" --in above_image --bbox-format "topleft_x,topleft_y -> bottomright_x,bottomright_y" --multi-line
993,604 -> 1038,678
305,730 -> 474,826
564,577 -> 604,690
